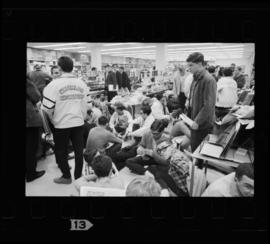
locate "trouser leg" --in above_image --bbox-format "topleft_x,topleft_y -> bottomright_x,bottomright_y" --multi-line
54,128 -> 71,179
70,125 -> 84,180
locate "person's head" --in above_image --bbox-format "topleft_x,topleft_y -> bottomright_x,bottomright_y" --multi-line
91,155 -> 113,178
140,106 -> 152,120
105,65 -> 111,72
150,119 -> 169,140
186,52 -> 205,74
119,66 -> 124,73
112,64 -> 118,71
34,64 -> 42,71
234,66 -> 242,76
51,66 -> 61,79
231,63 -> 236,69
223,67 -> 234,77
115,102 -> 125,115
57,56 -> 73,73
178,66 -> 186,76
100,93 -> 105,101
235,163 -> 254,197
125,177 -> 162,196
218,67 -> 224,77
156,93 -> 163,101
98,116 -> 109,127
91,67 -> 97,72
208,65 -> 216,74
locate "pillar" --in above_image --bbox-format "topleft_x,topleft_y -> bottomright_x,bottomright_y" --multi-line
91,47 -> 102,72
155,43 -> 168,73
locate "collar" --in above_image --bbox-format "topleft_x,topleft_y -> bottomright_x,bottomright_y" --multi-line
61,73 -> 77,78
193,69 -> 206,81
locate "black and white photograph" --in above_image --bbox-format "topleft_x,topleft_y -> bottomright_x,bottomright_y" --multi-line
26,42 -> 255,197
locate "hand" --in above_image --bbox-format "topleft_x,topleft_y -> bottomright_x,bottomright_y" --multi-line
145,149 -> 153,157
191,121 -> 199,130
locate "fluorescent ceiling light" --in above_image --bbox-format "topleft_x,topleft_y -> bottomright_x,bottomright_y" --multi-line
168,43 -> 216,47
168,45 -> 245,51
31,42 -> 85,48
54,46 -> 87,50
102,43 -> 138,46
101,46 -> 156,51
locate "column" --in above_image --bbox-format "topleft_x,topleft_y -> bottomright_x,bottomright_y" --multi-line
91,47 -> 102,71
155,43 -> 168,73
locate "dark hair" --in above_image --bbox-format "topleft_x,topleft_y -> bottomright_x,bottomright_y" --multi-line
236,66 -> 242,72
112,64 -> 118,68
50,65 -> 59,75
235,163 -> 254,180
150,119 -> 169,132
218,67 -> 224,77
156,93 -> 163,101
208,66 -> 216,74
57,56 -> 73,73
91,155 -> 112,177
186,52 -> 204,64
87,108 -> 93,116
141,106 -> 152,116
150,77 -> 155,82
115,102 -> 125,111
231,63 -> 236,66
153,66 -> 156,70
223,67 -> 234,77
98,116 -> 109,126
91,67 -> 97,71
119,66 -> 124,70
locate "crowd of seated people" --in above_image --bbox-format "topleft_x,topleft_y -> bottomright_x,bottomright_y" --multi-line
27,55 -> 254,197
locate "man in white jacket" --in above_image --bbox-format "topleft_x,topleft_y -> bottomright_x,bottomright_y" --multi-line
42,56 -> 90,184
216,67 -> 238,118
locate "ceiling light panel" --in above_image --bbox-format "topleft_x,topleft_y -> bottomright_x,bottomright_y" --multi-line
54,46 -> 87,50
101,46 -> 156,51
31,42 -> 86,48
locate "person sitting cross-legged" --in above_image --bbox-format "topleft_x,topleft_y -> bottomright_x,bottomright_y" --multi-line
74,154 -> 125,193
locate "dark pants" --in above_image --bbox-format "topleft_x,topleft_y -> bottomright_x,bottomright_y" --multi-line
105,143 -> 122,162
190,127 -> 213,152
148,165 -> 188,197
178,92 -> 187,111
215,106 -> 231,120
126,156 -> 168,175
107,91 -> 117,102
54,125 -> 84,179
26,127 -> 40,178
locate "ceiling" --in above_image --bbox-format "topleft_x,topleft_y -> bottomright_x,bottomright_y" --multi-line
27,42 -> 255,61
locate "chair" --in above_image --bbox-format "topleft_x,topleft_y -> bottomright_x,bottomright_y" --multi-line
80,186 -> 126,196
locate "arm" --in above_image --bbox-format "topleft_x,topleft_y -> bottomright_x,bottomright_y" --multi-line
126,111 -> 134,133
109,112 -> 117,130
26,79 -> 41,104
108,132 -> 123,144
194,79 -> 217,128
41,83 -> 56,121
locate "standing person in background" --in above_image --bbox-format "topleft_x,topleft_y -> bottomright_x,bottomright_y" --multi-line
119,67 -> 131,91
42,56 -> 90,184
113,64 -> 122,90
230,63 -> 236,72
28,64 -> 53,95
104,65 -> 118,101
172,66 -> 181,108
208,65 -> 218,82
215,67 -> 238,118
51,66 -> 61,80
217,66 -> 224,81
234,66 -> 246,89
186,52 -> 217,152
26,78 -> 46,182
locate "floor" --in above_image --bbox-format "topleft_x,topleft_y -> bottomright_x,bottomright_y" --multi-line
25,153 -> 225,197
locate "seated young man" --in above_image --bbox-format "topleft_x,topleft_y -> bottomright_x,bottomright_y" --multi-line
130,105 -> 155,138
125,119 -> 170,176
109,102 -> 133,138
74,155 -> 125,193
86,101 -> 102,125
151,94 -> 171,120
84,116 -> 122,165
202,163 -> 254,197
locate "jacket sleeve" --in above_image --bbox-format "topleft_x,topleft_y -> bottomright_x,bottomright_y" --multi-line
26,79 -> 41,104
194,78 -> 217,128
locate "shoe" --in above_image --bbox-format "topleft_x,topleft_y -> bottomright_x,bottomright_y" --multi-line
53,176 -> 72,184
26,171 -> 46,182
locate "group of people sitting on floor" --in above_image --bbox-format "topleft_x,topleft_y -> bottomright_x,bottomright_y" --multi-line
26,54 -> 254,197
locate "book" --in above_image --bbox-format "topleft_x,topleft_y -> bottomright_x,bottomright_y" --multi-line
179,113 -> 194,127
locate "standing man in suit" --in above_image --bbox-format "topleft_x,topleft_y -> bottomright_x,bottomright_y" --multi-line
119,66 -> 131,91
104,65 -> 118,101
113,64 -> 122,90
186,52 -> 217,152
